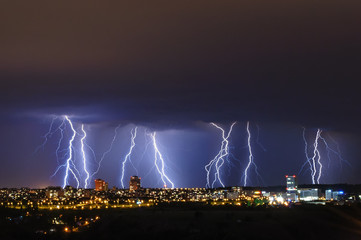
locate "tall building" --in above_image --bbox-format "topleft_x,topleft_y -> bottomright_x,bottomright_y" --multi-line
129,176 -> 141,192
286,175 -> 298,202
94,179 -> 108,191
285,175 -> 297,191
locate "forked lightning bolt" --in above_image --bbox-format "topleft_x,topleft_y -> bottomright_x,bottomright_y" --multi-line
205,122 -> 236,188
301,128 -> 322,184
37,115 -> 99,188
151,132 -> 174,188
242,121 -> 264,186
311,129 -> 322,184
300,128 -> 350,184
80,124 -> 90,189
62,116 -> 80,189
120,127 -> 138,188
37,116 -> 80,188
243,121 -> 253,186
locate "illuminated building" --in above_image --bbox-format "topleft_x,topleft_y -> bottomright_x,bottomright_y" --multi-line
325,189 -> 332,200
94,179 -> 108,191
332,191 -> 344,201
45,187 -> 64,198
325,189 -> 344,201
129,176 -> 141,192
285,175 -> 297,191
298,188 -> 319,201
286,175 -> 298,202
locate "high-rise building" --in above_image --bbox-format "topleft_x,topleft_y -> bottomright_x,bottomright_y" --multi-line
285,175 -> 297,191
129,176 -> 141,192
285,175 -> 298,202
94,179 -> 108,191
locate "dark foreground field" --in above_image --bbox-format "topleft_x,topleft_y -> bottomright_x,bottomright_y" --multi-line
2,204 -> 361,240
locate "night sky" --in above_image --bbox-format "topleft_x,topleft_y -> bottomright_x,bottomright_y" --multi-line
1,1 -> 361,188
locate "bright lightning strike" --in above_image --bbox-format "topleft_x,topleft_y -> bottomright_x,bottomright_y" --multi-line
120,127 -> 138,188
62,116 -> 80,189
301,128 -> 340,184
205,122 -> 236,188
302,128 -> 351,184
243,121 -> 253,186
151,132 -> 174,188
312,129 -> 322,184
242,121 -> 264,186
37,115 -> 97,188
80,124 -> 90,189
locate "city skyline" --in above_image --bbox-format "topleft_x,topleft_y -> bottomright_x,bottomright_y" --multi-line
1,1 -> 361,239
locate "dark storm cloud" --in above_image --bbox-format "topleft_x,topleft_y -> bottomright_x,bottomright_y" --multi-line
1,0 -> 361,131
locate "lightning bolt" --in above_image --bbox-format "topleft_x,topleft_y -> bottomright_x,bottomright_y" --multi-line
300,127 -> 351,184
300,128 -> 322,184
36,115 -> 98,188
62,116 -> 80,189
37,116 -> 75,186
151,132 -> 174,188
91,124 -> 121,180
242,121 -> 265,186
37,117 -> 67,166
120,127 -> 138,188
243,121 -> 254,186
311,129 -> 322,184
205,122 -> 236,188
140,132 -> 157,182
80,124 -> 90,189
